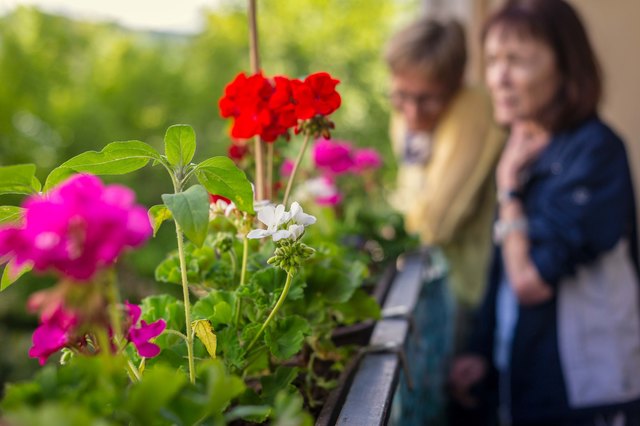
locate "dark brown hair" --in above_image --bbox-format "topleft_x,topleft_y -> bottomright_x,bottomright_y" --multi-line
483,0 -> 602,131
385,18 -> 467,93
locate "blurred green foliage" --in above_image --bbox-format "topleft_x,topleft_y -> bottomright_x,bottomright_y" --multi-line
0,0 -> 417,269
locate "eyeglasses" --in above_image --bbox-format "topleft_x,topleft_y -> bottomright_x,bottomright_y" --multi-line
388,90 -> 449,112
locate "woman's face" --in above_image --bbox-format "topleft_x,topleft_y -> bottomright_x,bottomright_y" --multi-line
389,69 -> 453,133
484,27 -> 561,126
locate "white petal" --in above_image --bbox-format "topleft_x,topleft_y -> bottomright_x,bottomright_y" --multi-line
273,204 -> 290,226
288,224 -> 305,240
272,229 -> 293,242
290,202 -> 316,225
247,229 -> 274,239
224,202 -> 236,217
257,205 -> 276,228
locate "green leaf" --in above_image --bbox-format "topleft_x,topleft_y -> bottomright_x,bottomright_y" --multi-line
154,255 -> 184,285
192,290 -> 236,326
195,157 -> 255,214
260,366 -> 299,405
140,294 -> 185,332
225,405 -> 272,423
197,359 -> 246,416
333,288 -> 381,325
271,390 -> 313,426
126,364 -> 187,425
265,315 -> 311,360
148,204 -> 172,237
164,124 -> 196,168
162,184 -> 210,247
0,206 -> 24,225
308,259 -> 367,304
0,164 -> 39,195
44,140 -> 161,190
216,328 -> 246,371
1,260 -> 32,291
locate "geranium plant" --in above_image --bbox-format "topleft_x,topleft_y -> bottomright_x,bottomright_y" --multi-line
0,70 -> 380,422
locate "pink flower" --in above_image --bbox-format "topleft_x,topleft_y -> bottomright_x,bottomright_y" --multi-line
28,305 -> 77,365
280,159 -> 295,178
312,138 -> 354,175
0,174 -> 152,281
125,302 -> 166,358
353,148 -> 382,173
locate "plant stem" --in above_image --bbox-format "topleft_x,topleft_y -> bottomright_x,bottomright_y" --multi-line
253,135 -> 264,202
175,223 -> 196,384
106,268 -> 123,348
282,131 -> 311,207
164,328 -> 189,343
228,248 -> 237,278
127,359 -> 142,382
248,0 -> 260,73
267,142 -> 274,201
247,0 -> 264,202
246,272 -> 293,352
234,235 -> 250,327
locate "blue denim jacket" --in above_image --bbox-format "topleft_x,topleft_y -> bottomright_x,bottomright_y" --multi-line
471,116 -> 640,423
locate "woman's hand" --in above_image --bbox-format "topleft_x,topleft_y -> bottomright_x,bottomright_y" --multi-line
449,354 -> 487,408
497,121 -> 550,191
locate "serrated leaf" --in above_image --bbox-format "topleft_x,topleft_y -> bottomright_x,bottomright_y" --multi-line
126,364 -> 187,425
333,288 -> 381,325
272,390 -> 313,426
140,294 -> 185,332
148,204 -> 172,237
1,260 -> 32,291
0,164 -> 39,195
162,185 -> 210,247
164,124 -> 196,168
154,255 -> 183,285
265,315 -> 311,360
44,140 -> 161,190
195,157 -> 254,214
197,359 -> 246,416
0,206 -> 23,225
225,405 -> 272,423
260,366 -> 299,404
308,259 -> 367,304
192,319 -> 217,359
192,290 -> 236,326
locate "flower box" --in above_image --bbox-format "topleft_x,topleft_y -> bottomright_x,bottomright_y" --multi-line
317,251 -> 430,425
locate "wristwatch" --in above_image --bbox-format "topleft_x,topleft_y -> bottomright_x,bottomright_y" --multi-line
497,188 -> 522,205
493,218 -> 528,244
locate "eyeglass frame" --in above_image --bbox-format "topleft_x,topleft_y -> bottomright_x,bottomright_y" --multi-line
387,89 -> 452,112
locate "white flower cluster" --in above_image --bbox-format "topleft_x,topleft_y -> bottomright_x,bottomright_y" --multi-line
247,202 -> 316,242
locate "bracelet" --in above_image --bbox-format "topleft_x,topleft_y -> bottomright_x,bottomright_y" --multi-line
493,218 -> 528,245
497,188 -> 522,205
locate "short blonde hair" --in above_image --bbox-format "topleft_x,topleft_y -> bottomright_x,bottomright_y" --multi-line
385,18 -> 467,91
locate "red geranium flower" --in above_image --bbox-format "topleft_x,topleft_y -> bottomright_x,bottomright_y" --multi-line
228,139 -> 249,162
291,72 -> 341,120
219,72 -> 298,143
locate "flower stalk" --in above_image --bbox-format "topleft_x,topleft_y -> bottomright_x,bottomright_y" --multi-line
282,131 -> 311,207
234,234 -> 250,327
246,271 -> 293,352
175,223 -> 196,384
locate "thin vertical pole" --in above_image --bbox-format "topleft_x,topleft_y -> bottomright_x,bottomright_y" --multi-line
248,0 -> 264,201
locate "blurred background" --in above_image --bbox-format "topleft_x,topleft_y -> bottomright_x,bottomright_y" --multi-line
0,0 -> 638,391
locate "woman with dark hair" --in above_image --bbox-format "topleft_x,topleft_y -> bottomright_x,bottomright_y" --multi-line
449,0 -> 640,425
